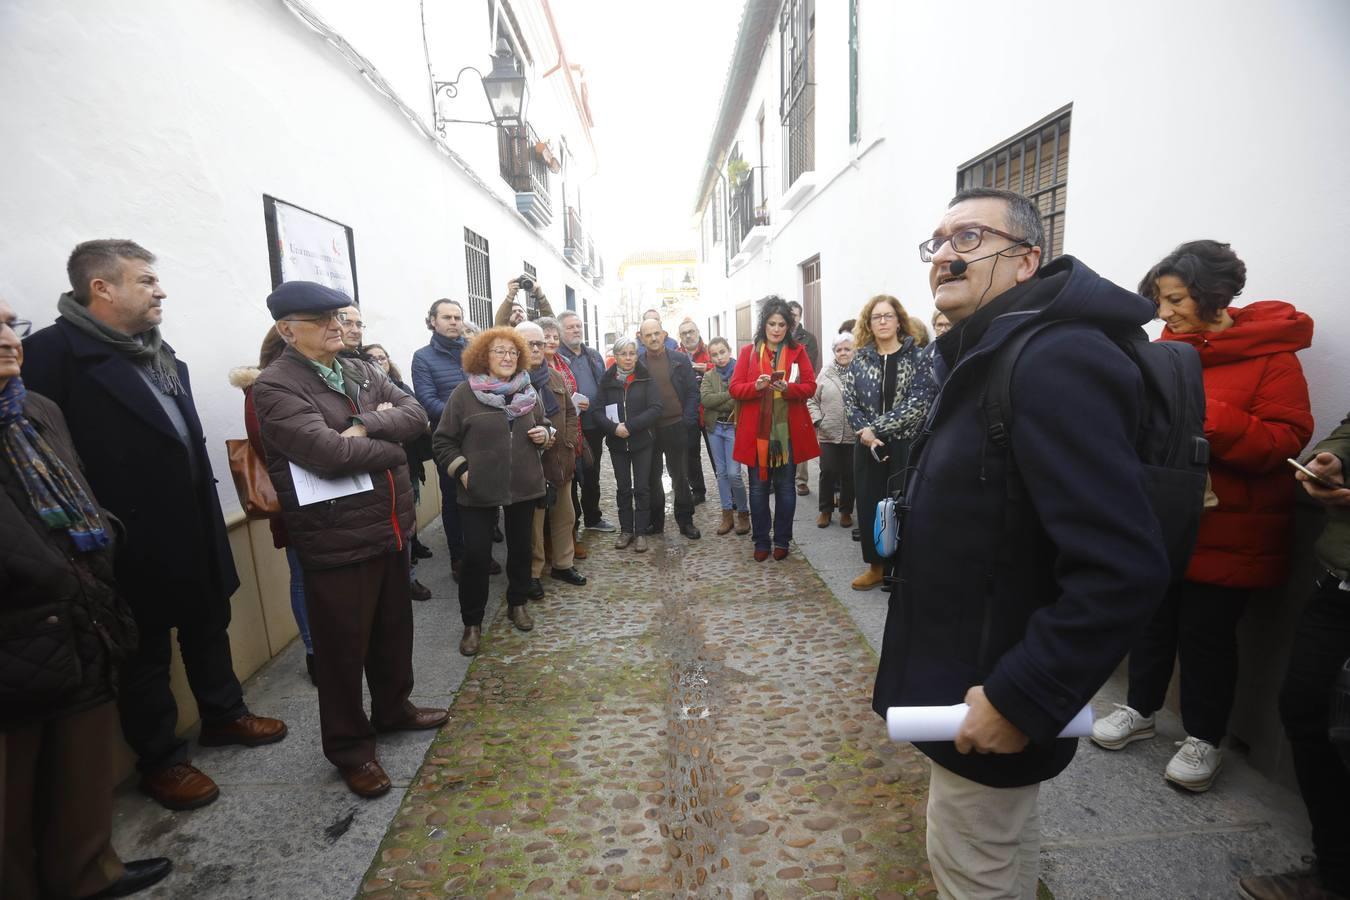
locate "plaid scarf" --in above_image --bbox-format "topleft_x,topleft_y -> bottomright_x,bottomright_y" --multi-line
0,378 -> 109,551
548,353 -> 577,394
755,342 -> 791,480
468,371 -> 537,420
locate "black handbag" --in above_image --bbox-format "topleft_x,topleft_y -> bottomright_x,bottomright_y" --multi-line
539,481 -> 558,509
0,602 -> 83,704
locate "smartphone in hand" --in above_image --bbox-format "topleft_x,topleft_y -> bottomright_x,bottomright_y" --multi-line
1288,457 -> 1343,491
772,370 -> 786,382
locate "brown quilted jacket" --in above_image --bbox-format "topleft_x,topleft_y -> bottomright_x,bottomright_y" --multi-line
252,347 -> 427,570
540,367 -> 579,485
0,392 -> 137,729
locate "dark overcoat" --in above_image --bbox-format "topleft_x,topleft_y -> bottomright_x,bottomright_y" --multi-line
22,319 -> 239,628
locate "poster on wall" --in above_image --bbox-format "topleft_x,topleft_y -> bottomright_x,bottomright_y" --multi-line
263,194 -> 359,303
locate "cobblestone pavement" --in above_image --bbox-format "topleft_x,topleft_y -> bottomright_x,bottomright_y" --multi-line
359,469 -> 938,898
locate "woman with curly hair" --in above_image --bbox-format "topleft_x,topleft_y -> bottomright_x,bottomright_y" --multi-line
729,296 -> 819,561
843,294 -> 936,590
1092,240 -> 1313,793
433,326 -> 554,656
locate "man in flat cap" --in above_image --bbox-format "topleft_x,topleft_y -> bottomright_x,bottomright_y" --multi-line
22,239 -> 288,811
252,280 -> 447,798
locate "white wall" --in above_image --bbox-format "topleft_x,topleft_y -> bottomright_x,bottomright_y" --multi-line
0,0 -> 608,517
696,0 -> 1350,437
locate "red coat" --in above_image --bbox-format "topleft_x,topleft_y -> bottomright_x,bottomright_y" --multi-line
1160,301 -> 1314,588
728,341 -> 820,467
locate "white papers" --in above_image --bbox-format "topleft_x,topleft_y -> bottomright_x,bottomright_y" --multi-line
605,403 -> 620,423
571,391 -> 587,415
289,461 -> 373,506
789,362 -> 799,383
885,703 -> 1095,743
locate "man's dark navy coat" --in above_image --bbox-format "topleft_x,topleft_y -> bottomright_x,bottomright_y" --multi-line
23,319 -> 239,629
873,256 -> 1172,787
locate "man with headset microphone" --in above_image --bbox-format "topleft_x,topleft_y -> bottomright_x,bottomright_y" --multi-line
871,188 -> 1171,897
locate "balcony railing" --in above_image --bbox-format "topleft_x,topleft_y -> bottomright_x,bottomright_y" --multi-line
728,166 -> 770,260
564,207 -> 585,265
498,122 -> 552,228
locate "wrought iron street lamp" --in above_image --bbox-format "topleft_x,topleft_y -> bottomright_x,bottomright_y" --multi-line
432,38 -> 528,135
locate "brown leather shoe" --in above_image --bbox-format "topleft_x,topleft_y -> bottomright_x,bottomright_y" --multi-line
376,707 -> 449,733
734,511 -> 750,535
339,760 -> 391,798
716,510 -> 735,535
139,763 -> 220,810
409,579 -> 432,601
816,511 -> 831,528
839,512 -> 853,528
198,713 -> 288,748
573,542 -> 589,560
796,483 -> 810,496
851,564 -> 885,591
459,625 -> 481,656
508,604 -> 534,631
773,546 -> 790,561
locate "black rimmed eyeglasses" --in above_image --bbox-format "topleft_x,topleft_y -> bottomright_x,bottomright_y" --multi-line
919,225 -> 1030,263
2,318 -> 32,338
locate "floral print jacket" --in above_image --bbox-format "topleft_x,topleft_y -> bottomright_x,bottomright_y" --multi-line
841,338 -> 936,441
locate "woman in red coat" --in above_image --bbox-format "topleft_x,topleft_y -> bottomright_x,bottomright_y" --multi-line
1091,240 -> 1313,793
730,296 -> 819,561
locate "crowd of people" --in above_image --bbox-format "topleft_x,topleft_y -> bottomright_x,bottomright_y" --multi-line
1,183 -> 1346,899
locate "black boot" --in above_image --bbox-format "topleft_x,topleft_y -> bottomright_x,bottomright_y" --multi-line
89,858 -> 173,898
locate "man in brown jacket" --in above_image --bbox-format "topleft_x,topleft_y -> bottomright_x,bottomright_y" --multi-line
253,281 -> 447,799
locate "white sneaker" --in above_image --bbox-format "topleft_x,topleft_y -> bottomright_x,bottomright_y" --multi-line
1090,704 -> 1156,750
1165,736 -> 1223,792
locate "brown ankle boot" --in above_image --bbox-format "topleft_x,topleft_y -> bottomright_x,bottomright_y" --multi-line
716,510 -> 735,535
851,564 -> 885,591
734,511 -> 750,535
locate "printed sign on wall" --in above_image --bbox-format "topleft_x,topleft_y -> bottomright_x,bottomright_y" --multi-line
263,195 -> 359,303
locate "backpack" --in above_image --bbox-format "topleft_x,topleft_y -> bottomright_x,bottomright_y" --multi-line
981,321 -> 1210,580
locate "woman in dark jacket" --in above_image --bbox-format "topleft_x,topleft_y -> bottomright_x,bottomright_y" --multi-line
231,326 -> 315,678
1093,240 -> 1314,793
596,337 -> 663,552
0,300 -> 169,898
433,326 -> 553,657
841,294 -> 935,590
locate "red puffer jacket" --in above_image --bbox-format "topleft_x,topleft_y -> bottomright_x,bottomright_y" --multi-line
1159,301 -> 1314,588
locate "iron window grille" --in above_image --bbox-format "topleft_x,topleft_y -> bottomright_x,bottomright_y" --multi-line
780,0 -> 816,189
957,107 -> 1071,261
464,227 -> 493,328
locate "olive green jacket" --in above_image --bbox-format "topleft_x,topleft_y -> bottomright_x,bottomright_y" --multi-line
1312,413 -> 1350,577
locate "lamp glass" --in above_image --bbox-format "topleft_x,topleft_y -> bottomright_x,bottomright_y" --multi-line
481,40 -> 528,126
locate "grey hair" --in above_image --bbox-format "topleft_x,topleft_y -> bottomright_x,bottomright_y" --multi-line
830,332 -> 855,351
556,310 -> 582,325
515,320 -> 543,338
67,239 -> 155,305
611,336 -> 637,357
534,316 -> 561,336
948,187 -> 1045,257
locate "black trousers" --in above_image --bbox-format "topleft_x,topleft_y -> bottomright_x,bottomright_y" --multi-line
817,442 -> 855,514
1280,575 -> 1350,892
118,592 -> 248,774
459,500 -> 534,625
305,550 -> 416,769
437,466 -> 466,561
1127,579 -> 1250,744
649,422 -> 694,530
609,444 -> 652,536
853,440 -> 909,567
686,424 -> 708,498
572,428 -> 606,527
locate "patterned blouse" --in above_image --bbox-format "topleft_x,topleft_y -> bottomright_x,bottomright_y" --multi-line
841,337 -> 936,441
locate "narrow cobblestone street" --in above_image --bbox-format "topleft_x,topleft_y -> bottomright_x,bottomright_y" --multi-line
359,471 -> 935,898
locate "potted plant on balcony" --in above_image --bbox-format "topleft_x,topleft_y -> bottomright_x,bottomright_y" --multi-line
726,157 -> 750,189
535,138 -> 561,174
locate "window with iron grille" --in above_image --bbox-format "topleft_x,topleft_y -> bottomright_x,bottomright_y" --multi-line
523,261 -> 536,278
780,0 -> 815,189
565,284 -> 576,312
464,227 -> 493,328
957,107 -> 1071,261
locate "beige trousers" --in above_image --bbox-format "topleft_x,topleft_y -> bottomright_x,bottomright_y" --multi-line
531,478 -> 576,576
925,760 -> 1041,900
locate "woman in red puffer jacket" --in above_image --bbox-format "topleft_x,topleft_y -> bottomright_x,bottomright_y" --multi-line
1091,240 -> 1313,793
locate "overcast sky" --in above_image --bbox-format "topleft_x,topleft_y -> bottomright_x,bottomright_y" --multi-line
549,0 -> 746,261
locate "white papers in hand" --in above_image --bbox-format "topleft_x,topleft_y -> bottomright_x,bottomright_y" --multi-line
885,703 -> 1094,743
789,362 -> 799,383
605,403 -> 620,423
289,461 -> 373,506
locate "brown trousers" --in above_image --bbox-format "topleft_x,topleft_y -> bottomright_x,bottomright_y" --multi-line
304,550 -> 417,769
531,478 -> 576,576
1,701 -> 124,899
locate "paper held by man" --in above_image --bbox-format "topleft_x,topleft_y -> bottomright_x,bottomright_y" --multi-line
289,461 -> 373,506
886,703 -> 1095,744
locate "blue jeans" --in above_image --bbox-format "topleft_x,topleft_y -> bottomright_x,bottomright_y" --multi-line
284,546 -> 313,654
747,456 -> 796,551
707,422 -> 746,512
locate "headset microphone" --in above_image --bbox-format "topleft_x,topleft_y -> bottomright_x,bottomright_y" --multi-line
947,248 -> 1008,278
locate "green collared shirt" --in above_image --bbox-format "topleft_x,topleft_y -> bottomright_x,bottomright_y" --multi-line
308,357 -> 346,394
